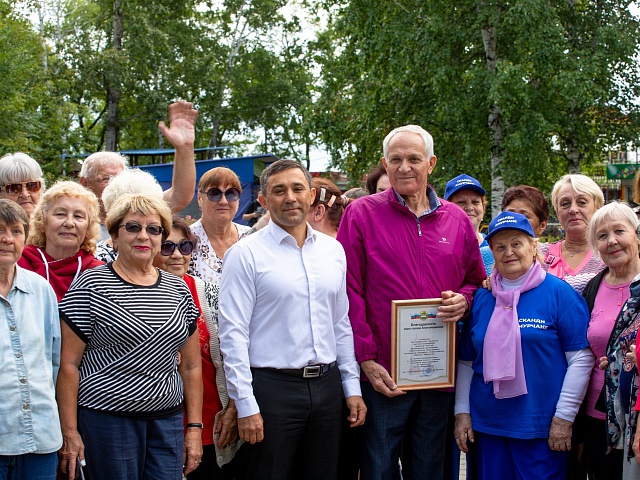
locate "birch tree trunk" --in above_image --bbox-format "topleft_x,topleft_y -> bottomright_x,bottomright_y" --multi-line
208,0 -> 249,149
566,133 -> 583,173
105,0 -> 123,151
482,26 -> 504,218
37,1 -> 47,72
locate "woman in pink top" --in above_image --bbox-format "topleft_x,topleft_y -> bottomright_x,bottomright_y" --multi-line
540,174 -> 605,294
581,202 -> 640,479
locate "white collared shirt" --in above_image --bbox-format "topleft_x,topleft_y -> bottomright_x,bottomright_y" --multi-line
219,221 -> 361,418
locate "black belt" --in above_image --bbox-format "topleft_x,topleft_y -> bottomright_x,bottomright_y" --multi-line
266,362 -> 336,379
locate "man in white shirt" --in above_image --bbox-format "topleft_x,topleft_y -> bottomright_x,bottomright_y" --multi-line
219,159 -> 366,479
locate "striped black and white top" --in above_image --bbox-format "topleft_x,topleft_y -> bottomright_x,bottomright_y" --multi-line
59,263 -> 199,417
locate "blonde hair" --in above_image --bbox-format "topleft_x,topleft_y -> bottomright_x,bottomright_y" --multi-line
28,181 -> 100,253
551,174 -> 605,213
106,194 -> 172,242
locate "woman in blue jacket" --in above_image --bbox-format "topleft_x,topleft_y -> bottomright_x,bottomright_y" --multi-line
455,212 -> 593,480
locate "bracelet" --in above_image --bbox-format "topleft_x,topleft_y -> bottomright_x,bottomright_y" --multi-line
186,422 -> 204,429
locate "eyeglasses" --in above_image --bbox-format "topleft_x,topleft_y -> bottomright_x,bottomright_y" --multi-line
118,222 -> 165,236
97,175 -> 115,185
1,181 -> 42,195
204,187 -> 240,203
161,239 -> 194,256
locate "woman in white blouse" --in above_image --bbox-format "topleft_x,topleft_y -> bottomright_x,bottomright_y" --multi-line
188,167 -> 250,283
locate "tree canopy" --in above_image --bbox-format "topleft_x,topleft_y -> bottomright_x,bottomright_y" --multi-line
0,1 -> 53,162
311,0 -> 640,208
1,0 -> 639,198
8,0 -> 316,175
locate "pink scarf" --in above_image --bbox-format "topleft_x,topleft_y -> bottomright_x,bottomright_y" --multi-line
483,262 -> 546,398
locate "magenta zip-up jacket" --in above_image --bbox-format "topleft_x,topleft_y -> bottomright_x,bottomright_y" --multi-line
337,186 -> 487,381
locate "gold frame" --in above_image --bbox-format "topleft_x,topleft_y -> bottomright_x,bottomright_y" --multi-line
390,298 -> 456,390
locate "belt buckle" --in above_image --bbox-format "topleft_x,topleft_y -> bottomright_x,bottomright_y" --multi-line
303,365 -> 321,378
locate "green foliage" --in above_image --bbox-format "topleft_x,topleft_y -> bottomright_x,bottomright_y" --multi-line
310,0 -> 640,196
0,2 -> 49,154
2,0 -> 638,187
193,0 -> 315,161
7,0 -> 316,173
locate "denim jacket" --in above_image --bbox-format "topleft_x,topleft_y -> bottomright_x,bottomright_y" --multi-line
0,266 -> 62,455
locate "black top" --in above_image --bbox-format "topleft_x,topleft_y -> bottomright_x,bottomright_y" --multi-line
581,268 -> 608,313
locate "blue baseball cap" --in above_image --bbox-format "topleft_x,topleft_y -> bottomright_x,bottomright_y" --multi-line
485,211 -> 535,243
444,174 -> 486,200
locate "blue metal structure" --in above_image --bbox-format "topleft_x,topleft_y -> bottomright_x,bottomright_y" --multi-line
138,153 -> 278,224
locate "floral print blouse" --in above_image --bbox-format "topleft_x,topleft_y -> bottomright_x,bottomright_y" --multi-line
188,220 -> 251,285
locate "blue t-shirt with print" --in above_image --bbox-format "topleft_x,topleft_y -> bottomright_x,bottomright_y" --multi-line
460,274 -> 589,439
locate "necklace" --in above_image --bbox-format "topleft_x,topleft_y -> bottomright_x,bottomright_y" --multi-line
563,241 -> 586,258
115,259 -> 157,285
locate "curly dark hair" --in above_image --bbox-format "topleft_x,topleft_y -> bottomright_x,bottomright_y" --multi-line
501,185 -> 549,225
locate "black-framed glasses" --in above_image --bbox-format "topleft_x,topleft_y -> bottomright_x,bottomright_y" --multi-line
161,239 -> 194,256
118,222 -> 165,236
2,181 -> 42,195
205,187 -> 240,203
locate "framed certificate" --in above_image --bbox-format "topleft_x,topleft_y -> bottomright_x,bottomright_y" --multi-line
390,298 -> 456,390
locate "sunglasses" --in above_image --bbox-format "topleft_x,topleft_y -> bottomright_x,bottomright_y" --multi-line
118,222 -> 165,236
205,187 -> 240,203
2,181 -> 42,195
161,239 -> 194,256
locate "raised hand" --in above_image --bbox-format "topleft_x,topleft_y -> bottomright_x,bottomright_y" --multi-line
159,100 -> 198,149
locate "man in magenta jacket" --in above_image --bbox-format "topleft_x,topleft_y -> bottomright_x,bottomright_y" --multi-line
337,125 -> 486,480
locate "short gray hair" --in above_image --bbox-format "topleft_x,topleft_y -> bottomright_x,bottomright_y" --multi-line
551,174 -> 605,214
260,159 -> 312,197
0,198 -> 29,240
80,152 -> 128,180
102,168 -> 164,213
0,152 -> 45,189
382,125 -> 434,160
588,201 -> 640,254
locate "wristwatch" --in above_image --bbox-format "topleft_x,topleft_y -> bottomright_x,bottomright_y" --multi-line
186,422 -> 204,429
